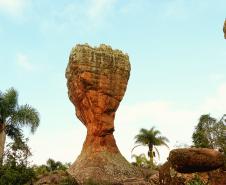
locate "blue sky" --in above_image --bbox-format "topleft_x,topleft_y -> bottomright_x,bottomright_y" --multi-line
0,0 -> 226,165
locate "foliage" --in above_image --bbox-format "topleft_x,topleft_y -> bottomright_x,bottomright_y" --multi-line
59,176 -> 79,185
132,127 -> 169,165
186,175 -> 208,185
0,88 -> 40,160
0,138 -> 35,185
132,153 -> 153,168
34,158 -> 71,176
192,114 -> 226,154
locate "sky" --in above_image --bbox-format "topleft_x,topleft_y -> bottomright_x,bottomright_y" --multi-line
0,0 -> 226,165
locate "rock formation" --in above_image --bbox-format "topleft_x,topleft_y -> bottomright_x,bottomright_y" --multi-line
168,148 -> 224,173
65,44 -> 148,184
159,161 -> 226,185
224,19 -> 226,39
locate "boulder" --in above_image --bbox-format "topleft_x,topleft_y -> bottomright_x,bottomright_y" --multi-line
65,44 -> 148,184
159,162 -> 226,185
168,148 -> 224,173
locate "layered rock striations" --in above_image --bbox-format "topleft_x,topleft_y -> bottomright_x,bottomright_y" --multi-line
65,44 -> 147,184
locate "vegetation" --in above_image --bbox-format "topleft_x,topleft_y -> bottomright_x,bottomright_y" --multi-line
186,175 -> 208,185
132,127 -> 169,165
192,114 -> 226,154
131,153 -> 152,168
0,87 -> 225,184
34,158 -> 71,176
0,88 -> 40,161
0,138 -> 35,185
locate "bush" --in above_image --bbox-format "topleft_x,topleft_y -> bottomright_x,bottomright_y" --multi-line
0,163 -> 35,185
60,176 -> 79,185
186,175 -> 208,185
0,139 -> 36,185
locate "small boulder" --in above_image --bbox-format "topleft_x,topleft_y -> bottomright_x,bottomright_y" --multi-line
168,148 -> 224,173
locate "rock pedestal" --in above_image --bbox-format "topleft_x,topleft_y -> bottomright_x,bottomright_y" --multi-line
65,44 -> 146,184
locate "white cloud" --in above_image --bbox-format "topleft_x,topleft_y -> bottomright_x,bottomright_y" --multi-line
40,0 -> 116,35
87,0 -> 116,20
201,83 -> 226,118
209,73 -> 225,82
0,0 -> 29,17
164,0 -> 187,18
115,101 -> 198,164
16,53 -> 33,71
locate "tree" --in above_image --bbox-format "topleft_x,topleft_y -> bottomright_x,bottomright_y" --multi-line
132,127 -> 169,164
0,137 -> 35,185
192,114 -> 226,154
131,153 -> 152,168
0,88 -> 40,161
46,158 -> 68,171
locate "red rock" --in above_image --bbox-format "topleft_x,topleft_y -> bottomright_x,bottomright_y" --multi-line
65,44 -> 147,184
168,148 -> 224,173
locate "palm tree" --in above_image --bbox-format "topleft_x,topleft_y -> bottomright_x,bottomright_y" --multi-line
132,127 -> 169,164
0,88 -> 40,160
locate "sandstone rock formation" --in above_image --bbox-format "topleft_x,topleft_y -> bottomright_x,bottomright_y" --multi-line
168,148 -> 224,173
65,44 -> 148,184
159,161 -> 226,185
224,19 -> 226,39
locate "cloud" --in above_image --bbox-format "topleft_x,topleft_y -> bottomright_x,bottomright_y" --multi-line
115,82 -> 226,163
39,0 -> 117,35
209,73 -> 225,82
87,0 -> 116,20
201,83 -> 226,118
0,0 -> 29,17
16,53 -> 33,71
115,101 -> 198,163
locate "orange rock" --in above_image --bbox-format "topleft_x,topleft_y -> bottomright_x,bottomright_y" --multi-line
65,44 -> 147,184
169,148 -> 224,173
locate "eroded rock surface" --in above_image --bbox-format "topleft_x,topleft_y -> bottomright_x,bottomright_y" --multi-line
168,148 -> 224,173
65,44 -> 148,184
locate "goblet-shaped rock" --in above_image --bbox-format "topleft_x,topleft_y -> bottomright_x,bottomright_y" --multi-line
65,44 -> 146,184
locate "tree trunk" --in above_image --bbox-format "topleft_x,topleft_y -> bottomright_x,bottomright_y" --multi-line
148,143 -> 154,165
0,123 -> 6,162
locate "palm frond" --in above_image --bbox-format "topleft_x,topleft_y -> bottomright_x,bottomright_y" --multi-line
153,146 -> 160,160
5,123 -> 23,141
10,104 -> 40,133
133,127 -> 169,161
0,88 -> 18,121
131,144 -> 143,157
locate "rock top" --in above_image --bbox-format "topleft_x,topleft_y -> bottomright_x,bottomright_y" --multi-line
168,148 -> 224,173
